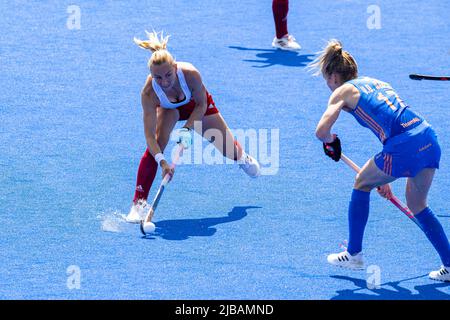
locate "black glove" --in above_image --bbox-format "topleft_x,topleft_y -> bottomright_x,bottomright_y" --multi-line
323,136 -> 341,162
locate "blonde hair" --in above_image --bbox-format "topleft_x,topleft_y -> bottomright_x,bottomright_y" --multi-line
134,30 -> 175,68
308,39 -> 358,82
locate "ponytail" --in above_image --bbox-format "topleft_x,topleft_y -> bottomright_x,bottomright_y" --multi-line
134,30 -> 175,67
308,39 -> 358,82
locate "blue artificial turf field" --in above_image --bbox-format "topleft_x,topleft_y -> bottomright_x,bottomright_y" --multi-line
0,0 -> 449,300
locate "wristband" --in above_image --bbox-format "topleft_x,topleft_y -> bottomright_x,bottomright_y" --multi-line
154,153 -> 165,166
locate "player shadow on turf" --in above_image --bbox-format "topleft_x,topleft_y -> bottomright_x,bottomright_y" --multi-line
330,275 -> 450,300
147,206 -> 261,240
228,46 -> 314,68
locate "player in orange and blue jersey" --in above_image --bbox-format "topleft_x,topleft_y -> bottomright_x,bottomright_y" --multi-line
311,39 -> 450,282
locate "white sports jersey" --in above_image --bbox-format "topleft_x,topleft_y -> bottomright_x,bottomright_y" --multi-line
151,68 -> 192,109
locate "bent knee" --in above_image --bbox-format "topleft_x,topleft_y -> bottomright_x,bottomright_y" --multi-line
406,199 -> 428,214
354,174 -> 375,192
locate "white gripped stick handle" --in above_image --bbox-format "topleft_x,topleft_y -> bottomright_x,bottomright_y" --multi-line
340,153 -> 422,228
161,144 -> 184,186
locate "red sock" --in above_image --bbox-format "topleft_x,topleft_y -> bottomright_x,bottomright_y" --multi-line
272,0 -> 289,39
133,149 -> 158,203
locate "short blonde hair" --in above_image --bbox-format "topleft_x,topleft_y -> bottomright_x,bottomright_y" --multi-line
308,39 -> 358,82
134,30 -> 175,68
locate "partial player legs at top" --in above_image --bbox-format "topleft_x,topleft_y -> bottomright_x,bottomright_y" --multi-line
271,0 -> 301,51
272,0 -> 289,40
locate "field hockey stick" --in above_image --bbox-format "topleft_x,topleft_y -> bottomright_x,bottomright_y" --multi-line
409,74 -> 450,81
340,153 -> 422,229
140,144 -> 184,235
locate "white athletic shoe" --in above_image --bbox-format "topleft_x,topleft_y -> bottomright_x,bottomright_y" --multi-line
238,154 -> 261,178
125,200 -> 148,224
429,265 -> 450,282
327,251 -> 364,270
272,35 -> 301,51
